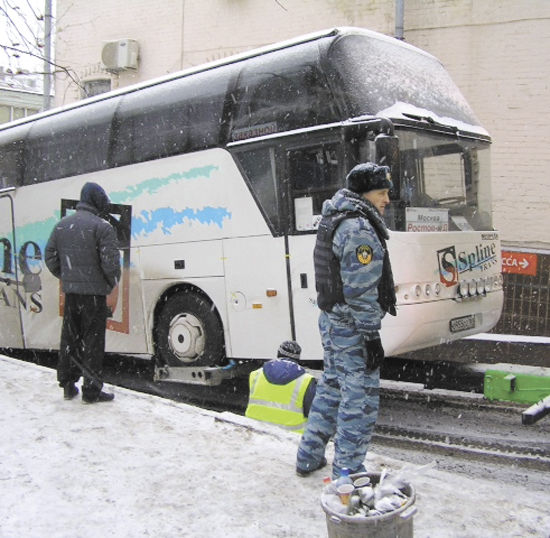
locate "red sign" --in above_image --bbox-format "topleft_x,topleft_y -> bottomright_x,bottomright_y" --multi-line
502,251 -> 538,276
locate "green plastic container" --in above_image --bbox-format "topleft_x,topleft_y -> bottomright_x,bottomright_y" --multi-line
484,369 -> 550,405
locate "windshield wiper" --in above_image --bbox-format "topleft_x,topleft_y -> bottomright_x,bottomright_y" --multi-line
402,113 -> 458,132
402,112 -> 437,123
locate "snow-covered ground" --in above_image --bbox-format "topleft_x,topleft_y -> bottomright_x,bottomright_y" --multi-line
1,355 -> 549,538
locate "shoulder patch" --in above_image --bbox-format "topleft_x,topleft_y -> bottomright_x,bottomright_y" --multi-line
356,245 -> 373,265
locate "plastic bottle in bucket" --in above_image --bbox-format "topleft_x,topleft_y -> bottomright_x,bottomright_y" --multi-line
335,468 -> 353,487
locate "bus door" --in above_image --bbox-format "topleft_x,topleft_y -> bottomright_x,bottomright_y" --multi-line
225,145 -> 296,359
284,140 -> 344,360
0,191 -> 24,348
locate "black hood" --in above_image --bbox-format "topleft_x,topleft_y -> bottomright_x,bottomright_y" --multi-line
78,182 -> 110,215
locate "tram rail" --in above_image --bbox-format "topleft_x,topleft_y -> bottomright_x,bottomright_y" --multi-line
375,381 -> 550,472
372,423 -> 550,472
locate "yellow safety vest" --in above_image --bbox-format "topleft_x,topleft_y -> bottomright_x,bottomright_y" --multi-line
245,368 -> 313,433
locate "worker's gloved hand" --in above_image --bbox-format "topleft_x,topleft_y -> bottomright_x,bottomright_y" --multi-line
365,338 -> 385,371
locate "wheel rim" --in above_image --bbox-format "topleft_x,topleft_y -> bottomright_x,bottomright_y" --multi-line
167,313 -> 205,363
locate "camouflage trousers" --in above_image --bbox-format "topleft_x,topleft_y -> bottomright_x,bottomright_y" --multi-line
296,311 -> 380,479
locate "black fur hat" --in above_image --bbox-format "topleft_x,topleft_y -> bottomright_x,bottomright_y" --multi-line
345,163 -> 392,194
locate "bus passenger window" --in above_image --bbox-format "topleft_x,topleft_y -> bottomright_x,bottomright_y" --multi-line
231,45 -> 338,138
112,69 -> 231,167
234,148 -> 281,233
288,145 -> 341,219
0,140 -> 24,187
23,101 -> 117,184
0,123 -> 30,187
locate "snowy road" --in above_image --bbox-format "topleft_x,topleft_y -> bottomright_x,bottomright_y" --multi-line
1,355 -> 550,538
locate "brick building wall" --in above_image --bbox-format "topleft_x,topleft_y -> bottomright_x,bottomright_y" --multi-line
53,0 -> 549,253
54,0 -> 393,97
404,1 -> 550,250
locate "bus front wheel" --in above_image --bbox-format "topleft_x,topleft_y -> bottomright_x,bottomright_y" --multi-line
155,291 -> 225,367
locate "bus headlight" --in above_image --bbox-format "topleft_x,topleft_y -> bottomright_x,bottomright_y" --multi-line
476,278 -> 485,295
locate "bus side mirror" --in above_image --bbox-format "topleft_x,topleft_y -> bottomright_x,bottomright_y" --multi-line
375,134 -> 400,198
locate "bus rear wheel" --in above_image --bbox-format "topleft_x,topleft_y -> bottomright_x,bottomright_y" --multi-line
155,291 -> 225,367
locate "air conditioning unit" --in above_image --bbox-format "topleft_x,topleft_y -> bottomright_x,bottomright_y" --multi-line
101,39 -> 139,73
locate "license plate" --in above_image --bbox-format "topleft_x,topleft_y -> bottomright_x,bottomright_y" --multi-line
449,314 -> 476,333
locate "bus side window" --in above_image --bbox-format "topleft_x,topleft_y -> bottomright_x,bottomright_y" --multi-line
231,44 -> 338,137
288,144 -> 341,229
0,140 -> 24,188
0,123 -> 31,187
111,69 -> 231,167
234,147 -> 281,234
23,100 -> 117,184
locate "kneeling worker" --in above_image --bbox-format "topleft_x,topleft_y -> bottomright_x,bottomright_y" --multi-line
245,341 -> 316,433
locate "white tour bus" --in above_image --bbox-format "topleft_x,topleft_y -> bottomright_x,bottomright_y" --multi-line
0,28 -> 503,383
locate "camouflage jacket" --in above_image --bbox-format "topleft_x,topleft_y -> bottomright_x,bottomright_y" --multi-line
319,188 -> 388,339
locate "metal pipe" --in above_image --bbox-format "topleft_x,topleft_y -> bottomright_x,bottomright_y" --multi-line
43,0 -> 52,110
395,0 -> 404,40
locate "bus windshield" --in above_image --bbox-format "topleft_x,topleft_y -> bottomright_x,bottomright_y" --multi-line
328,32 -> 481,129
386,128 -> 493,232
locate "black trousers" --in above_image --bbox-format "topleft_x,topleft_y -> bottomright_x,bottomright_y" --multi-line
58,294 -> 107,399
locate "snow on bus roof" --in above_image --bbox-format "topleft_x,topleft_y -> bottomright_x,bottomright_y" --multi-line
0,27 -> 437,132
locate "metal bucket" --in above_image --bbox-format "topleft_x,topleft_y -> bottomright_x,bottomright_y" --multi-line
321,472 -> 416,538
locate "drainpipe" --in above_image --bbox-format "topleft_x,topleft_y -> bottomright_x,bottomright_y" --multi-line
43,0 -> 52,110
395,0 -> 404,40
180,0 -> 186,70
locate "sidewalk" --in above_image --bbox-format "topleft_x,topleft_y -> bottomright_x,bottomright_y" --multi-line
1,355 -> 549,537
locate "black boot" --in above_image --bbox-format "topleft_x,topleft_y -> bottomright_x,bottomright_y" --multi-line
296,457 -> 328,477
82,391 -> 114,404
63,383 -> 79,400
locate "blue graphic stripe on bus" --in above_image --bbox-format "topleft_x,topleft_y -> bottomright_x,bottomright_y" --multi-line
132,206 -> 231,237
9,214 -> 61,250
109,165 -> 219,204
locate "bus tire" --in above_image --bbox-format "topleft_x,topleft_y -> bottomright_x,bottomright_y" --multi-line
155,291 -> 225,368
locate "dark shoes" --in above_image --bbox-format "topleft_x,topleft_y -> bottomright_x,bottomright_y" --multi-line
296,457 -> 328,477
82,391 -> 115,404
63,383 -> 79,400
64,382 -> 114,404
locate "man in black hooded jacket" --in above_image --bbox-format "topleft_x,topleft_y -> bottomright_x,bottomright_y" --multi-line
46,182 -> 120,403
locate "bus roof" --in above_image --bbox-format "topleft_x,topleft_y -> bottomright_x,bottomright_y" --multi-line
0,27 -> 437,132
0,27 -> 488,187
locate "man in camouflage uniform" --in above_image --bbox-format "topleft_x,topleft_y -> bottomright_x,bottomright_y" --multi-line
296,162 -> 397,479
